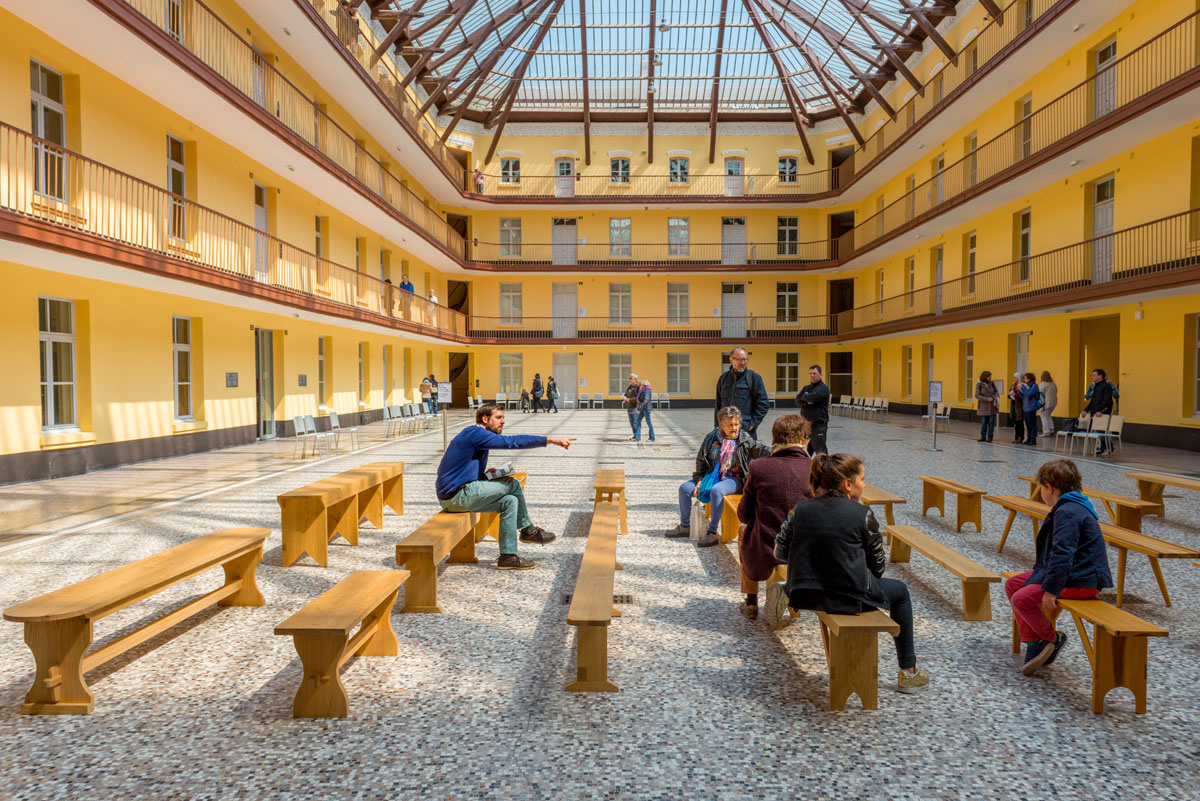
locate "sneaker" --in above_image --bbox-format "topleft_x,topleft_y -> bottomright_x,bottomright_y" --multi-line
1021,639 -> 1056,675
897,667 -> 930,694
496,554 -> 536,570
763,581 -> 791,630
739,602 -> 759,621
519,526 -> 556,545
665,524 -> 691,538
696,532 -> 720,548
1044,631 -> 1069,667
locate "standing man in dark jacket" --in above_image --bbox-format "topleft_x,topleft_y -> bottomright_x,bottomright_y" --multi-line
714,347 -> 769,440
1082,368 -> 1116,455
795,365 -> 830,455
530,373 -> 544,413
623,373 -> 640,439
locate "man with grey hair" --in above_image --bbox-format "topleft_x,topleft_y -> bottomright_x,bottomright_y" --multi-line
715,347 -> 769,440
623,372 -> 641,439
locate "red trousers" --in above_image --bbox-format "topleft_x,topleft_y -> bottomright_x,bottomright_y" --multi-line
1005,570 -> 1098,642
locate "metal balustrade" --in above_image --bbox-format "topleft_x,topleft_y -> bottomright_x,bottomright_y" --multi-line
0,122 -> 468,338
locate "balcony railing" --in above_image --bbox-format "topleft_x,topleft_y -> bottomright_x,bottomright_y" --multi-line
116,0 -> 467,258
469,0 -> 1072,200
0,122 -> 467,338
468,240 -> 834,267
468,210 -> 1200,342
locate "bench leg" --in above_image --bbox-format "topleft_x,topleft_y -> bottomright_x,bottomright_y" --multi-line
882,503 -> 895,526
357,590 -> 402,657
961,581 -> 992,622
1148,556 -> 1171,607
819,622 -> 880,711
1113,506 -> 1143,533
328,497 -> 359,548
1115,548 -> 1127,608
281,500 -> 325,567
1092,628 -> 1149,714
448,526 -> 479,565
382,474 -> 404,516
618,490 -> 628,536
474,513 -> 500,543
958,493 -> 982,533
921,483 -> 944,519
19,618 -> 95,715
996,510 -> 1017,554
399,553 -> 442,613
357,484 -> 384,530
888,537 -> 911,563
291,634 -> 350,718
566,624 -> 618,693
219,546 -> 265,606
1135,480 -> 1165,517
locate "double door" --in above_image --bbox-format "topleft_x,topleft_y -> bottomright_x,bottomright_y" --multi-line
721,217 -> 746,265
555,159 -> 574,198
552,218 -> 577,265
1091,178 -> 1115,284
721,283 -> 746,338
552,282 -> 577,337
254,328 -> 275,439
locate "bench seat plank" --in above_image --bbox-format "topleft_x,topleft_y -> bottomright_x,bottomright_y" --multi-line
279,472 -> 376,567
276,570 -> 410,636
861,484 -> 907,526
567,499 -> 621,693
593,469 -> 628,536
815,609 -> 900,711
1017,476 -> 1157,532
1058,599 -> 1167,714
1125,471 -> 1200,517
886,524 -> 1000,621
395,512 -> 477,613
919,475 -> 985,533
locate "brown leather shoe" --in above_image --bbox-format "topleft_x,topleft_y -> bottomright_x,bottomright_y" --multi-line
696,532 -> 720,548
497,554 -> 536,570
519,526 -> 557,545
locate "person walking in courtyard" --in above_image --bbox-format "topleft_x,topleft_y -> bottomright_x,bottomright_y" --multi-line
428,374 -> 439,414
737,414 -> 811,626
1008,373 -> 1025,443
1017,372 -> 1042,446
623,373 -> 640,438
1038,370 -> 1058,436
419,377 -> 433,414
633,378 -> 655,442
771,452 -> 930,694
715,346 -> 769,440
436,403 -> 574,570
667,407 -> 768,548
1005,458 -> 1111,675
795,364 -> 830,455
520,387 -> 531,413
545,375 -> 559,413
530,373 -> 544,412
975,370 -> 998,442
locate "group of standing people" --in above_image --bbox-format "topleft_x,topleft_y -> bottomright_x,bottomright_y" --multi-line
623,374 -> 655,441
975,368 -> 1118,454
519,373 -> 559,413
418,374 -> 440,414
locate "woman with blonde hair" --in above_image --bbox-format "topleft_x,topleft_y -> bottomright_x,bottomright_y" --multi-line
1038,370 -> 1058,436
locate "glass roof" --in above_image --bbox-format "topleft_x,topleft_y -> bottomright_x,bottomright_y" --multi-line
365,0 -> 950,125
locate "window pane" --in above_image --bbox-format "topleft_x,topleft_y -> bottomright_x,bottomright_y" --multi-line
42,298 -> 72,334
176,383 -> 191,418
176,349 -> 191,383
51,340 -> 73,382
52,382 -> 75,426
173,317 -> 190,344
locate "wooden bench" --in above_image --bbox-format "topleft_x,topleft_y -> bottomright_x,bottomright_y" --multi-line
986,495 -> 1199,607
566,501 -> 622,693
919,475 -> 986,533
274,569 -> 409,717
472,473 -> 529,543
704,493 -> 743,544
1125,471 -> 1200,517
395,512 -> 481,613
278,463 -> 405,567
593,468 -> 629,535
861,484 -> 907,526
1017,475 -> 1156,533
815,610 -> 900,711
3,528 -> 267,715
886,524 -> 1000,621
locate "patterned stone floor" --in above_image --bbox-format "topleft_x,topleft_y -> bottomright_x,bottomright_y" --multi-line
1,408 -> 1198,800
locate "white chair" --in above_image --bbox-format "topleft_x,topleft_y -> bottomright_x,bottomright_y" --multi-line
593,393 -> 603,409
660,393 -> 671,409
475,394 -> 483,408
303,415 -> 333,457
936,402 -> 951,432
495,392 -> 506,409
767,391 -> 777,408
651,392 -> 660,409
410,402 -> 431,430
880,398 -> 890,421
1104,415 -> 1125,458
563,393 -> 575,409
329,411 -> 359,451
1072,414 -> 1112,457
578,393 -> 590,409
292,415 -> 311,459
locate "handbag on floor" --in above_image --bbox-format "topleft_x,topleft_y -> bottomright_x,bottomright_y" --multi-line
689,498 -> 706,541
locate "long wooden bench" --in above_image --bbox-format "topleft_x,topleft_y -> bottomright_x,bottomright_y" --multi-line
919,475 -> 986,533
278,462 -> 405,567
985,495 -> 1199,607
3,528 -> 267,714
703,493 -> 743,544
395,512 -> 481,613
472,473 -> 529,543
1017,475 -> 1157,533
1000,571 -> 1167,714
274,569 -> 409,717
861,484 -> 907,526
593,468 -> 629,535
815,610 -> 900,711
566,501 -> 622,693
1125,471 -> 1200,517
885,524 -> 1000,621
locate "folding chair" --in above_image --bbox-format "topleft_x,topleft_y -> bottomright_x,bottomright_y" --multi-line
329,411 -> 359,451
593,393 -> 603,409
767,392 -> 777,408
303,415 -> 333,457
661,393 -> 671,409
292,416 -> 311,459
495,393 -> 506,409
1072,414 -> 1111,457
563,393 -> 575,409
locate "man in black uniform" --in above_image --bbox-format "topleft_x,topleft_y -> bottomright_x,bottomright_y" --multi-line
795,364 -> 830,455
714,347 -> 769,440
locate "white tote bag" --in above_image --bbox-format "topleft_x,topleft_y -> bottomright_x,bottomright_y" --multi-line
689,498 -> 706,541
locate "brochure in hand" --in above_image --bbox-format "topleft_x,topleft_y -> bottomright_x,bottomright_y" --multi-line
485,461 -> 516,480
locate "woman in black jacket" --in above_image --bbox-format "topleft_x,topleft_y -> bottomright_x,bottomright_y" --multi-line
772,453 -> 930,694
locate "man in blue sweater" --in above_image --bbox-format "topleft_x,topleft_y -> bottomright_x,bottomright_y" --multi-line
436,403 -> 575,570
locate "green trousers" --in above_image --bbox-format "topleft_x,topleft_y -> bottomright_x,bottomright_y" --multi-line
439,477 -> 531,554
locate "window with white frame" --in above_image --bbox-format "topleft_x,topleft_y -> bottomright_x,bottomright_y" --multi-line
610,157 -> 630,184
499,354 -> 523,393
777,216 -> 799,257
317,336 -> 327,407
668,217 -> 689,257
1015,331 -> 1030,376
609,217 -> 632,258
667,282 -> 689,324
669,157 -> 689,184
966,232 -> 977,294
31,60 -> 68,201
904,174 -> 916,220
609,282 -> 632,324
905,257 -> 915,309
903,345 -> 913,396
1016,209 -> 1032,282
961,338 -> 974,401
1018,95 -> 1033,158
167,134 -> 186,240
357,342 -> 366,404
355,238 -> 363,271
173,316 -> 193,420
499,282 -> 522,324
500,158 -> 520,184
499,218 -> 521,258
314,215 -> 323,257
608,354 -> 632,395
873,348 -> 882,394
667,353 -> 690,394
778,156 -> 798,183
776,282 -> 799,323
876,269 -> 886,313
966,132 -> 978,187
776,353 -> 800,393
165,0 -> 182,40
39,297 -> 76,428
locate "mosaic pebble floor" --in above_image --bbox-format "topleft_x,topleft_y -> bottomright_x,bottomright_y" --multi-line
0,408 -> 1198,800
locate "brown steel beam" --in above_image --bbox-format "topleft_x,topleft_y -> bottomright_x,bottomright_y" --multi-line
707,0 -> 729,164
741,0 -> 813,163
899,0 -> 957,64
647,0 -> 657,163
399,0 -> 479,91
839,0 -> 924,94
368,0 -> 429,67
580,0 -> 591,165
977,0 -> 1004,23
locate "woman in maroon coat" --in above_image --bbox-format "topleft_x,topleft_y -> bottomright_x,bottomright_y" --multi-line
737,414 -> 812,627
